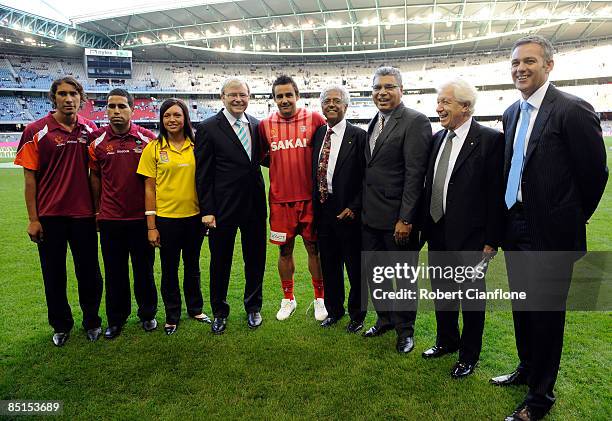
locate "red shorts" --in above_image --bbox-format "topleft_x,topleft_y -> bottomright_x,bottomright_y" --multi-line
269,200 -> 317,245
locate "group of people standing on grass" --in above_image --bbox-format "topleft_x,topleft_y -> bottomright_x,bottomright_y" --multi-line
14,35 -> 608,421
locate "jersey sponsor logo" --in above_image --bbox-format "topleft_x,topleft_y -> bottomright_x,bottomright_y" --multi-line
270,230 -> 287,243
116,150 -> 130,153
159,151 -> 169,163
270,138 -> 309,151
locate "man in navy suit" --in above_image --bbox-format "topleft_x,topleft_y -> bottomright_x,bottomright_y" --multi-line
491,35 -> 607,421
195,78 -> 267,334
312,85 -> 367,333
421,78 -> 504,378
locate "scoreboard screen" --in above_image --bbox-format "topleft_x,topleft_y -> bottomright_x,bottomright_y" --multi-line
85,49 -> 132,79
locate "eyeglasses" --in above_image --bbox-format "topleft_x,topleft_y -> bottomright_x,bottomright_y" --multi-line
225,93 -> 249,99
372,84 -> 400,92
322,98 -> 344,105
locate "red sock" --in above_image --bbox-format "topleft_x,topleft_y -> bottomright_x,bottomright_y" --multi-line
281,279 -> 294,300
312,278 -> 324,299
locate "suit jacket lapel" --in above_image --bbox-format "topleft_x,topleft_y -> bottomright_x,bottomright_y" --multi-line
504,102 -> 520,175
365,116 -> 376,162
333,123 -> 355,176
524,85 -> 555,167
247,113 -> 258,163
218,111 -> 250,162
451,120 -> 480,178
370,105 -> 400,161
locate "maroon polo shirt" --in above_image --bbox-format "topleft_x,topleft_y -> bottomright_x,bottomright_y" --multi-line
88,123 -> 156,220
14,112 -> 97,217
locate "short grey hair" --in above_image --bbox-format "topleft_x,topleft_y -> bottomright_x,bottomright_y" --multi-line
319,85 -> 350,106
373,66 -> 402,87
512,35 -> 554,62
438,78 -> 478,115
221,78 -> 250,95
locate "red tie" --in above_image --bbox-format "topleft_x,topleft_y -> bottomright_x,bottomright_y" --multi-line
317,128 -> 334,203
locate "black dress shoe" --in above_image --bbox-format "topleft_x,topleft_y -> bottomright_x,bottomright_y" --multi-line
211,317 -> 227,335
86,327 -> 102,342
52,332 -> 69,347
104,325 -> 122,339
504,404 -> 542,421
320,317 -> 340,328
450,361 -> 477,378
247,312 -> 262,329
490,369 -> 528,386
363,324 -> 393,337
164,324 -> 177,335
396,336 -> 415,353
192,313 -> 212,324
346,320 -> 364,333
142,318 -> 158,332
422,344 -> 458,359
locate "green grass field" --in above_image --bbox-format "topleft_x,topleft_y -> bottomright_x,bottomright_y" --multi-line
0,139 -> 610,420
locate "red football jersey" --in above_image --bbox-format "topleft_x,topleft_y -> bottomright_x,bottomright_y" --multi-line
259,108 -> 326,203
14,112 -> 97,217
89,124 -> 156,220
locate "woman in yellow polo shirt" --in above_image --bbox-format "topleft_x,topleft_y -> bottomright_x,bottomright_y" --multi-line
137,98 -> 211,335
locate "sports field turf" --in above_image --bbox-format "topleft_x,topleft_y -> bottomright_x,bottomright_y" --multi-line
0,139 -> 610,420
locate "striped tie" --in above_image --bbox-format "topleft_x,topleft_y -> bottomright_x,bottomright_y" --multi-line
370,115 -> 385,154
235,119 -> 251,159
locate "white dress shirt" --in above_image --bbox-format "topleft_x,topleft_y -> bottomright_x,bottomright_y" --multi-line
513,81 -> 549,202
222,108 -> 252,155
432,117 -> 472,213
317,118 -> 347,194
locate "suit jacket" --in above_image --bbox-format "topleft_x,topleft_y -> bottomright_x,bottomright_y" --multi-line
195,110 -> 267,226
362,102 -> 432,231
312,121 -> 367,220
422,119 -> 505,251
502,84 -> 608,251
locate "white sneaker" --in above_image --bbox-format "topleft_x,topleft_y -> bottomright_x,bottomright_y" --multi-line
276,298 -> 297,321
313,298 -> 328,321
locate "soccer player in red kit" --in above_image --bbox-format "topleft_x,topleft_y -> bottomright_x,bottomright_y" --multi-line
259,75 -> 328,321
14,77 -> 103,346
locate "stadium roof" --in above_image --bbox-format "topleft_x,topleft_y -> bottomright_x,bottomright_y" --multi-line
0,0 -> 610,62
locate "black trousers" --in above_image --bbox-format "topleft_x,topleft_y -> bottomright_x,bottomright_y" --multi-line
37,216 -> 102,332
208,214 -> 266,318
99,219 -> 157,326
317,197 -> 365,322
156,215 -> 205,324
505,206 -> 573,414
362,224 -> 418,338
428,218 -> 486,365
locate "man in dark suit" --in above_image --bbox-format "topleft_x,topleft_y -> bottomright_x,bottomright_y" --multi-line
421,78 -> 504,378
312,85 -> 367,333
361,66 -> 432,353
492,35 -> 607,421
195,78 -> 267,334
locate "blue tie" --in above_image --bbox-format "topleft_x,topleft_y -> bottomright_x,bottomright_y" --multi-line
505,101 -> 532,209
235,119 -> 251,159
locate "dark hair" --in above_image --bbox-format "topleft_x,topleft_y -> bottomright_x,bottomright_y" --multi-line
107,88 -> 134,108
158,98 -> 194,141
512,35 -> 555,62
48,76 -> 86,109
272,74 -> 299,98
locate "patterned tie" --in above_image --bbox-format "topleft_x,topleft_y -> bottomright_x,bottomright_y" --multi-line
430,130 -> 456,223
505,102 -> 532,209
235,119 -> 251,159
369,114 -> 385,154
317,128 -> 334,203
